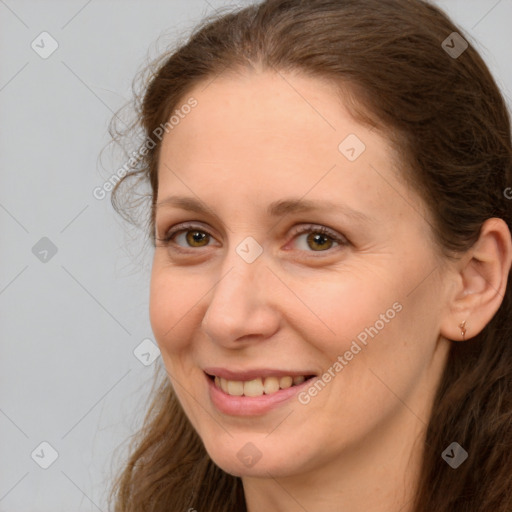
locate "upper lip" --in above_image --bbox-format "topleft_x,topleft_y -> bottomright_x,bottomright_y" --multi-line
203,367 -> 317,381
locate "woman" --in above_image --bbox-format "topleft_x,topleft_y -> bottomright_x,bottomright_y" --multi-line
108,0 -> 512,510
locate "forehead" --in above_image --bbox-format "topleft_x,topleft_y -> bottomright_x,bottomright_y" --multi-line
156,70 -> 425,227
161,71 -> 364,167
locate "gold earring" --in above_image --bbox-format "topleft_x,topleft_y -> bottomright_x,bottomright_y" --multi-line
459,320 -> 467,341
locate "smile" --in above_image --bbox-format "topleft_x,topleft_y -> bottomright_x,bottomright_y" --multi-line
213,374 -> 309,397
204,369 -> 317,416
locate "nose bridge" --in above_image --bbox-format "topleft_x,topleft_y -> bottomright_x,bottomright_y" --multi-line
202,242 -> 279,343
214,234 -> 268,306
217,254 -> 260,307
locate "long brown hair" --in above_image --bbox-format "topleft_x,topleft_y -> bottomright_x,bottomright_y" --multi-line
108,1 -> 512,510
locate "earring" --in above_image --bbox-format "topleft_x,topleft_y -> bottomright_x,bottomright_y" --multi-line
459,320 -> 467,341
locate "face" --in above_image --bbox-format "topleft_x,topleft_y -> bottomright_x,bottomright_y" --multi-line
149,70 -> 452,479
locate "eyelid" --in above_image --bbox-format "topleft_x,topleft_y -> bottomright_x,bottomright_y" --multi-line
157,221 -> 218,245
157,221 -> 348,253
288,223 -> 348,247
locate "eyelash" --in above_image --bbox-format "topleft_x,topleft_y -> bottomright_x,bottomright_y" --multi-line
156,222 -> 349,255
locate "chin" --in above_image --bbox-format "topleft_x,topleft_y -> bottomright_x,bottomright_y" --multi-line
202,434 -> 308,478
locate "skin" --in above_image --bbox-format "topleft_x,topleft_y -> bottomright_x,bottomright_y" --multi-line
149,70 -> 512,512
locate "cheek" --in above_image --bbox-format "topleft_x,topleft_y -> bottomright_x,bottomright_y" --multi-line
148,262 -> 202,354
310,269 -> 442,410
286,269 -> 401,347
286,261 -> 437,394
148,265 -> 205,419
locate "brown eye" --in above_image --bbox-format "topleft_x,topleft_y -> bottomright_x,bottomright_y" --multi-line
157,222 -> 219,251
182,230 -> 210,247
305,232 -> 334,251
291,225 -> 346,253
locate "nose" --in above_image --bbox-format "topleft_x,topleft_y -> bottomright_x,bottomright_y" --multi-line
201,249 -> 281,347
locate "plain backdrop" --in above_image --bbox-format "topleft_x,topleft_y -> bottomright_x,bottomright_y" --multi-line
1,0 -> 511,510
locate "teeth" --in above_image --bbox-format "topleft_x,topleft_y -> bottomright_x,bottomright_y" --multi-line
279,376 -> 293,389
263,376 -> 280,394
243,378 -> 264,397
214,375 -> 308,397
227,380 -> 244,396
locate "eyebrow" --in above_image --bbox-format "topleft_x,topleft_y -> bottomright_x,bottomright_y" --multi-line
155,195 -> 373,223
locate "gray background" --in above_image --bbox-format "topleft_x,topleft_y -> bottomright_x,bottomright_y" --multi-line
1,1 -> 511,510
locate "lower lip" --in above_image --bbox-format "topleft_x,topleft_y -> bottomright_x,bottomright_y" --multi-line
206,373 -> 314,416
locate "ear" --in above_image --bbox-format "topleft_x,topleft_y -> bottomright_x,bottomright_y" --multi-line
440,218 -> 512,342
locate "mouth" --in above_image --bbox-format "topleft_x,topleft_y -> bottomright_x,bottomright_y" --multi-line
203,368 -> 317,416
206,373 -> 315,397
